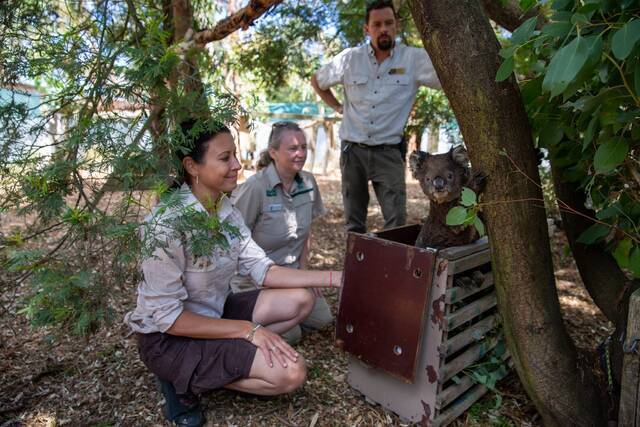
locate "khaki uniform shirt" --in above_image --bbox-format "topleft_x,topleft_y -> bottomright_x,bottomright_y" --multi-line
124,184 -> 274,333
232,163 -> 326,269
314,42 -> 441,146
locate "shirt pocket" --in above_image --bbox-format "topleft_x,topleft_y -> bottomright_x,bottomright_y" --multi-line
183,255 -> 221,296
382,74 -> 411,101
345,73 -> 369,100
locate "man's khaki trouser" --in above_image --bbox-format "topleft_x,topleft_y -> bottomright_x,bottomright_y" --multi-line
340,142 -> 407,233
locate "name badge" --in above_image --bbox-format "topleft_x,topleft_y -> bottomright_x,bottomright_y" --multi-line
266,189 -> 277,197
389,68 -> 405,75
267,203 -> 282,212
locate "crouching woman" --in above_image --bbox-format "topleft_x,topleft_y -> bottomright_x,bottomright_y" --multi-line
124,121 -> 341,427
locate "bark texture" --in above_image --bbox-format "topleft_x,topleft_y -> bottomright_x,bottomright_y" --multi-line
409,0 -> 604,424
479,0 -> 545,32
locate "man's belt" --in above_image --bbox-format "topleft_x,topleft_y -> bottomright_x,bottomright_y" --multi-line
346,141 -> 401,150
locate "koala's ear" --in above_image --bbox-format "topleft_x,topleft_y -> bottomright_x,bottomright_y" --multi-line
450,145 -> 469,167
409,150 -> 429,179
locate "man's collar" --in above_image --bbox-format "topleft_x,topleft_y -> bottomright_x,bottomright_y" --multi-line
367,42 -> 398,59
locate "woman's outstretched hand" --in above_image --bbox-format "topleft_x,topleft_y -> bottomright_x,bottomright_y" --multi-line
251,326 -> 299,369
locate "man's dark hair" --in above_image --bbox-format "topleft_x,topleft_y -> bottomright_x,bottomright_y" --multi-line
365,0 -> 396,23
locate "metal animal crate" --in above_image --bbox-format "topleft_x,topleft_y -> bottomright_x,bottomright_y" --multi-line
336,224 -> 509,426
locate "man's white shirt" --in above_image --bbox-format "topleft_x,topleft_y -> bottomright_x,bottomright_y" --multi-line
315,42 -> 441,146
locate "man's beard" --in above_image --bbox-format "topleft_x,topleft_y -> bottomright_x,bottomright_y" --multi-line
376,35 -> 394,51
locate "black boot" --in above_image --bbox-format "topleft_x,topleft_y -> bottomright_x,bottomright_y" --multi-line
156,377 -> 205,427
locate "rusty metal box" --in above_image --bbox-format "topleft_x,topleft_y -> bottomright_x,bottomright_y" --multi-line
336,225 -> 507,426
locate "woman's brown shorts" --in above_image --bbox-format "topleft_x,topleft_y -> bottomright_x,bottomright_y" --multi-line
137,289 -> 261,395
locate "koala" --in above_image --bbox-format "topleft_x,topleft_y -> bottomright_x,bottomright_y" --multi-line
409,146 -> 487,249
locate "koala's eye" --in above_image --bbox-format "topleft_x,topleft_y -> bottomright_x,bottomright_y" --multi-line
447,172 -> 453,180
425,177 -> 431,182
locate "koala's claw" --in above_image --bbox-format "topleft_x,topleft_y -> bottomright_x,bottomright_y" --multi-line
471,171 -> 487,192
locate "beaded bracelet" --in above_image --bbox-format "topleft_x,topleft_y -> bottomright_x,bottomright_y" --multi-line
245,323 -> 262,342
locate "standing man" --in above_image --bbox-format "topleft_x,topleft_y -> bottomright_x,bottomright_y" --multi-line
311,0 -> 441,233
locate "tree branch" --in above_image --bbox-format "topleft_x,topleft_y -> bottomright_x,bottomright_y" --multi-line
193,0 -> 283,46
479,0 -> 547,32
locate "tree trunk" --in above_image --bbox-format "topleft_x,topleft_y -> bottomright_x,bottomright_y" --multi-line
409,0 -> 604,424
480,0 -> 637,394
552,169 -> 640,393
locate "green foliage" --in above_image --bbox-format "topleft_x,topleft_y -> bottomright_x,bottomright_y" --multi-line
18,266 -> 110,335
232,3 -> 328,96
463,334 -> 511,425
0,0 -> 242,334
498,0 -> 640,277
141,189 -> 242,260
406,87 -> 456,143
446,187 -> 486,236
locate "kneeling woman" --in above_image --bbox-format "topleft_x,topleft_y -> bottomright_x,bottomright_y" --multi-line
124,121 -> 341,427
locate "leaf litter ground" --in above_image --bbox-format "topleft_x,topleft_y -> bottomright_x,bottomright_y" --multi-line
0,174 -> 613,426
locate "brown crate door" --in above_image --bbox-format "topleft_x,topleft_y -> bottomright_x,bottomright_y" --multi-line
336,232 -> 436,382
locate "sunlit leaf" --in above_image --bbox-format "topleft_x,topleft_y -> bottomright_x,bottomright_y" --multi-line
542,36 -> 591,98
473,217 -> 486,236
614,239 -> 633,269
461,187 -> 477,206
446,206 -> 468,225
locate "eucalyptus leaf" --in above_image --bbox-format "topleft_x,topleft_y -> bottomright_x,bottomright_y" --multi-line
519,0 -> 536,9
552,0 -> 573,10
473,217 -> 486,236
539,123 -> 564,146
635,61 -> 640,97
583,114 -> 598,150
461,187 -> 477,206
495,56 -> 514,82
541,22 -> 573,38
614,239 -> 633,269
576,223 -> 610,244
593,138 -> 629,173
630,247 -> 640,278
612,19 -> 640,60
446,206 -> 468,226
511,16 -> 538,45
570,13 -> 589,26
499,45 -> 517,59
542,36 -> 591,98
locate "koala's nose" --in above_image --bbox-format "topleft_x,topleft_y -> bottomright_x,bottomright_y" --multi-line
433,176 -> 445,190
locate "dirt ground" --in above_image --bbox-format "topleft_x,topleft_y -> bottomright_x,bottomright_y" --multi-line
0,174 -> 613,426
